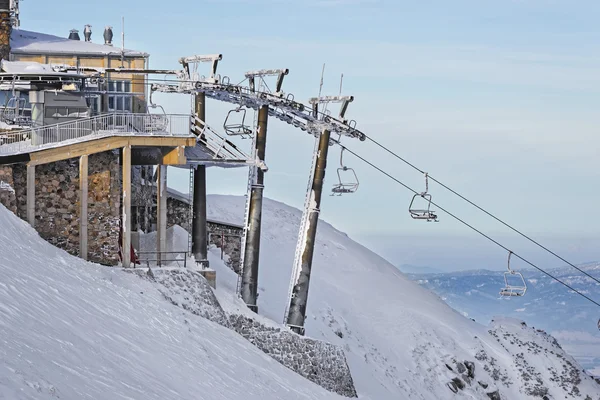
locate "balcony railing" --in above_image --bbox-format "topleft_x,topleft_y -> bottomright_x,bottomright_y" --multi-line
0,112 -> 193,154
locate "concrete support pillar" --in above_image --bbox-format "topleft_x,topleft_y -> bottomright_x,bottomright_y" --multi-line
192,92 -> 209,267
26,164 -> 35,227
156,165 -> 167,266
286,129 -> 331,335
241,105 -> 269,313
79,155 -> 89,261
192,165 -> 208,266
122,146 -> 132,268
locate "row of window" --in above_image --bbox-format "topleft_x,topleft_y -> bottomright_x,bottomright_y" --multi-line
44,107 -> 90,118
108,80 -> 132,93
0,79 -> 137,115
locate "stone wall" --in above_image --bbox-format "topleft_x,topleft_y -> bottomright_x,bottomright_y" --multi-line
5,151 -> 122,265
87,152 -> 122,264
0,165 -> 17,213
207,221 -> 242,273
131,186 -> 243,271
228,314 -> 358,397
167,197 -> 190,232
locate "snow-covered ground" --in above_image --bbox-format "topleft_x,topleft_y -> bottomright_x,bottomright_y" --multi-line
0,204 -> 343,400
2,194 -> 599,399
206,194 -> 600,399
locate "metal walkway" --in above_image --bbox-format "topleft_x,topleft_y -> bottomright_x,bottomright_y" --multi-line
0,112 -> 253,166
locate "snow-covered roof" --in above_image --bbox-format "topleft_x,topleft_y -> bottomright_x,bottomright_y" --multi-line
10,29 -> 148,57
0,60 -> 86,78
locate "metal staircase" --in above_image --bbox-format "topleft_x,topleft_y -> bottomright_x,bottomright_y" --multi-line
190,115 -> 251,161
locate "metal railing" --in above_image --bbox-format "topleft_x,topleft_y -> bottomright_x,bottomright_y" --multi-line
191,115 -> 251,161
136,250 -> 189,268
0,112 -> 193,155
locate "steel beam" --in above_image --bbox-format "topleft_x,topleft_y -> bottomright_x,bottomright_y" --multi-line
241,105 -> 269,313
79,155 -> 88,261
286,128 -> 331,335
192,92 -> 209,267
26,164 -> 35,227
156,165 -> 167,266
122,146 -> 132,268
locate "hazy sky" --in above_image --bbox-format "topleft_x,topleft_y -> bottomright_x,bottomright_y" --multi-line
20,0 -> 600,270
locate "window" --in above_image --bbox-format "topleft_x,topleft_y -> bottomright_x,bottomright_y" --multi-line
88,96 -> 100,115
107,79 -> 133,112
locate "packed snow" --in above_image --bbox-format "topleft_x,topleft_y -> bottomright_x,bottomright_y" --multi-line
0,203 -> 343,400
10,29 -> 147,57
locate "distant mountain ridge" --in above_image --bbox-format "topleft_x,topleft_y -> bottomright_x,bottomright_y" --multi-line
406,262 -> 600,373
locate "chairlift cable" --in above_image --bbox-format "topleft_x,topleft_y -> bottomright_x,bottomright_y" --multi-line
361,135 -> 600,286
339,144 -> 600,309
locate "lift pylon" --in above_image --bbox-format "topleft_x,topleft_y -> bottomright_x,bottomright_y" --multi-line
285,93 -> 355,335
245,69 -> 289,96
179,53 -> 223,84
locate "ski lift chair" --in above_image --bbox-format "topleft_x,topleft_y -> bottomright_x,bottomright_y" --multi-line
223,107 -> 252,138
331,148 -> 359,195
145,91 -> 168,132
408,193 -> 438,222
500,251 -> 527,297
408,173 -> 438,222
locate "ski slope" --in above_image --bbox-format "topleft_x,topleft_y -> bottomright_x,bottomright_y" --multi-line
0,204 -> 343,400
206,194 -> 600,400
1,193 -> 599,399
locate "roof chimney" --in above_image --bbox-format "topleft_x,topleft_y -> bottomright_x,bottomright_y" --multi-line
0,1 -> 11,63
84,24 -> 92,42
68,29 -> 80,41
103,26 -> 113,46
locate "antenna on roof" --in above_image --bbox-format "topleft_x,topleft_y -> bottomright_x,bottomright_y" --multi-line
318,63 -> 325,98
339,73 -> 343,96
120,16 -> 125,67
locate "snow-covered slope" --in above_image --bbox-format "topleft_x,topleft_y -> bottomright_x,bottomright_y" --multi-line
2,192 -> 599,400
0,204 -> 343,400
207,194 -> 600,399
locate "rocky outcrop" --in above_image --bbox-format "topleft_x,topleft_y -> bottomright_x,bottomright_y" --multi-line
487,317 -> 600,399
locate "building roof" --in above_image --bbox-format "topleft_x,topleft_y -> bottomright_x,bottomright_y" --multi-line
10,29 -> 148,58
0,60 -> 86,78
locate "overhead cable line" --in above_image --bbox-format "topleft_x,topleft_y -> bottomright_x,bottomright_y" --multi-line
339,144 -> 600,309
360,135 -> 600,286
77,74 -> 598,285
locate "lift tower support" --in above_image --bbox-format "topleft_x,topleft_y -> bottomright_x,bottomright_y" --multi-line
192,92 -> 209,267
240,104 -> 269,312
285,96 -> 354,335
181,54 -> 222,268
